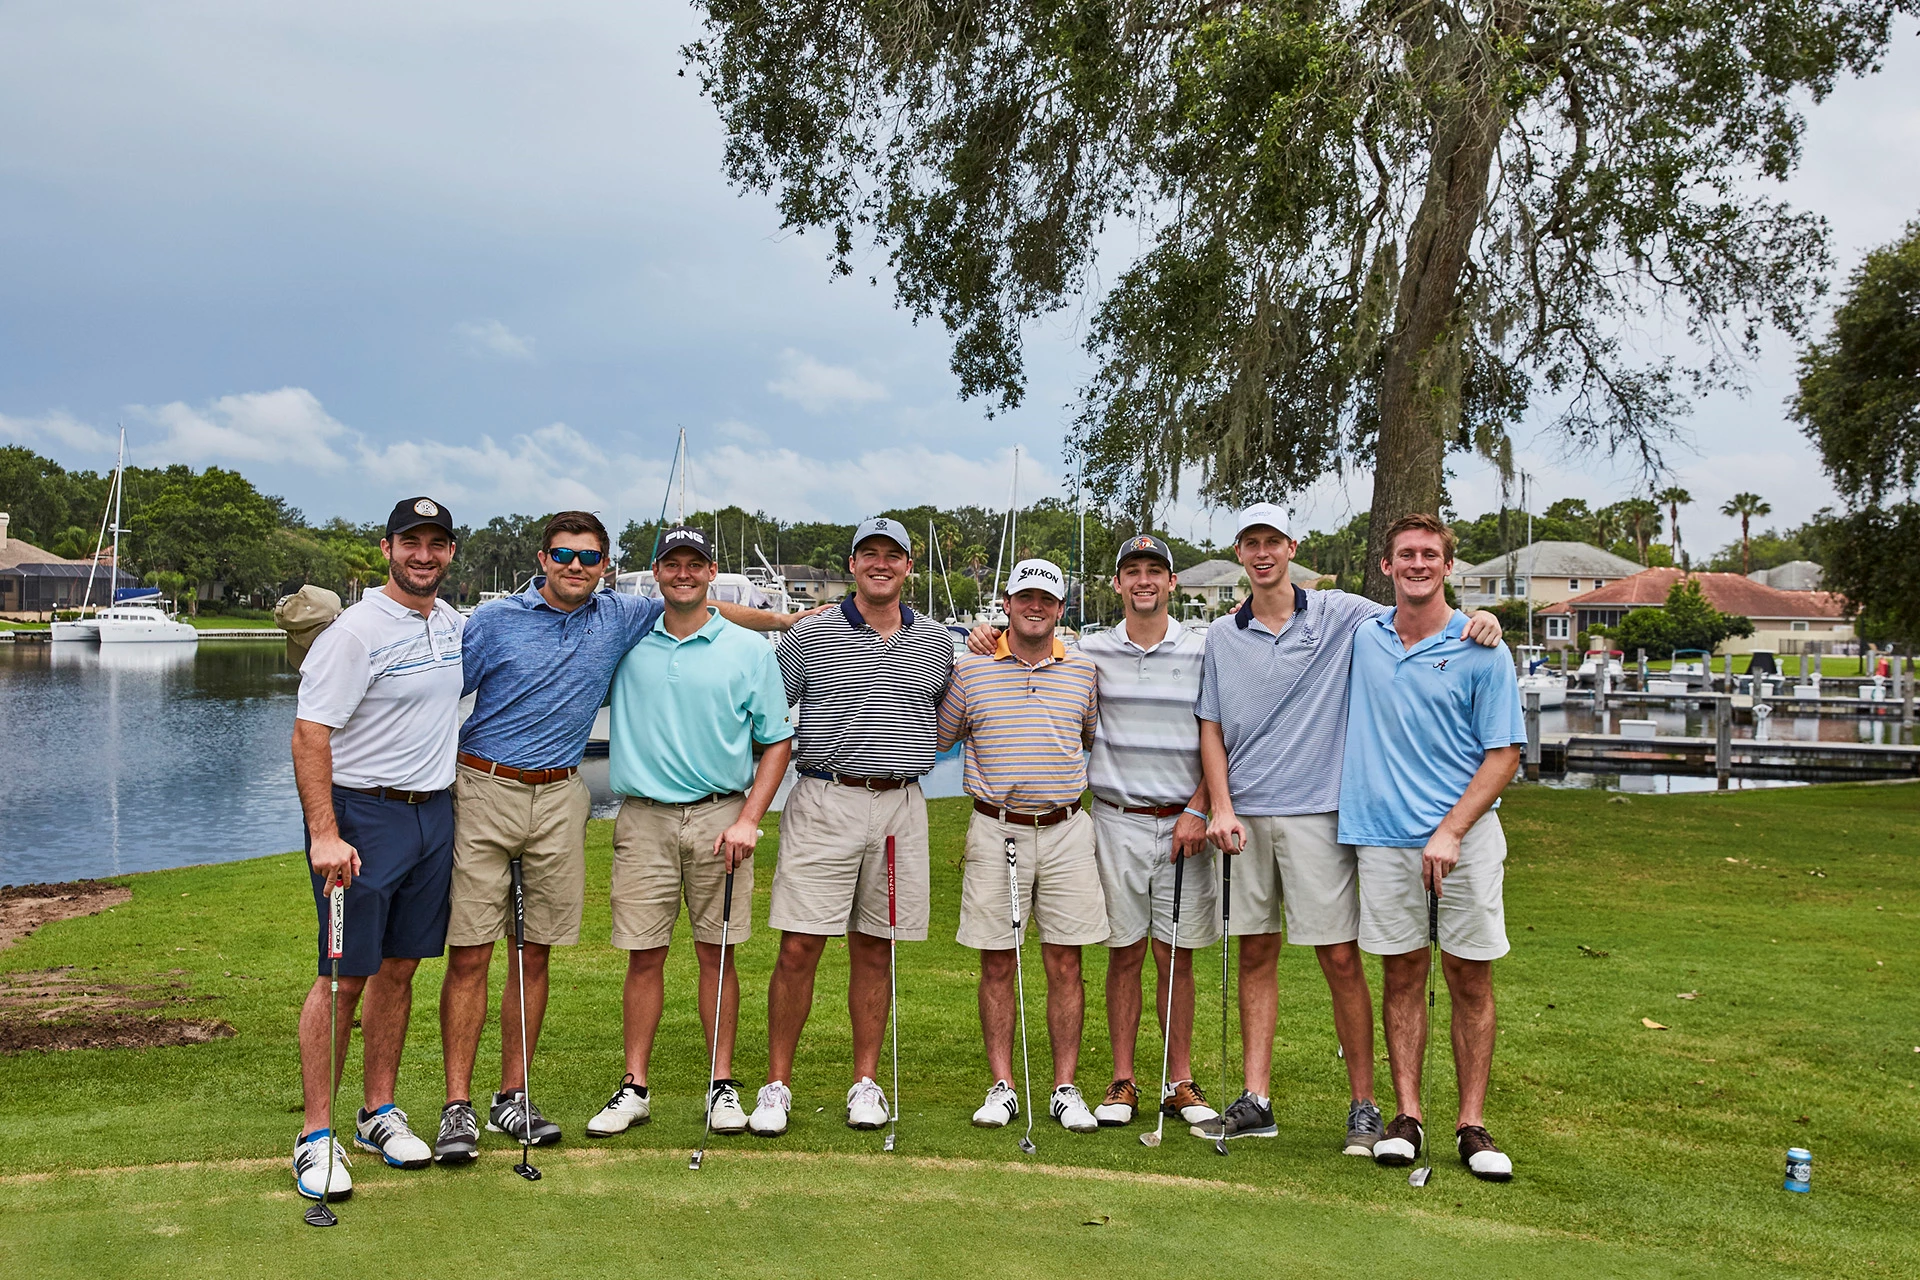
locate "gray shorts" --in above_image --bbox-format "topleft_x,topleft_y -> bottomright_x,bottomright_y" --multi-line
1356,812 -> 1510,962
1089,801 -> 1221,949
1229,811 -> 1360,946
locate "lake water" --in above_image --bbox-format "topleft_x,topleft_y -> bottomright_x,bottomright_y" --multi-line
0,640 -> 966,884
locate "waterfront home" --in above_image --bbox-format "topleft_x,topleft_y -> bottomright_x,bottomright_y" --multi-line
1537,568 -> 1852,654
0,513 -> 136,619
1451,540 -> 1645,610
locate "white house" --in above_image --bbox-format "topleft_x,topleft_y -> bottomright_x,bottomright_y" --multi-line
1451,540 -> 1645,609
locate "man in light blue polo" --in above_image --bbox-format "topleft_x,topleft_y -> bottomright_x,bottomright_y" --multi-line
586,526 -> 794,1140
436,511 -> 796,1164
1338,512 -> 1524,1183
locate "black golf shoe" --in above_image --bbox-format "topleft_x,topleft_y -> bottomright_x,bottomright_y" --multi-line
434,1100 -> 480,1164
488,1090 -> 562,1146
1189,1091 -> 1277,1140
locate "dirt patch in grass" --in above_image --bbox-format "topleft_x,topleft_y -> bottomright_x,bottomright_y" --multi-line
0,881 -> 131,950
0,965 -> 232,1054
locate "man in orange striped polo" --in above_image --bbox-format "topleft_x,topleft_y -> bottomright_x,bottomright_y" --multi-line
937,558 -> 1105,1135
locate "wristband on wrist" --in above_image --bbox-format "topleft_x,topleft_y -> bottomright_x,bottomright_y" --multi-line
1182,806 -> 1207,821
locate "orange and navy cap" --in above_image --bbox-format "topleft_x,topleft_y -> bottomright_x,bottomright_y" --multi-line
1114,534 -> 1173,572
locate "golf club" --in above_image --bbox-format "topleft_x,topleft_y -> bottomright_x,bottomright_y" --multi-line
884,834 -> 900,1153
1140,852 -> 1185,1149
508,856 -> 541,1182
1409,888 -> 1439,1189
690,867 -> 736,1171
1212,849 -> 1234,1155
303,879 -> 345,1227
1003,836 -> 1036,1155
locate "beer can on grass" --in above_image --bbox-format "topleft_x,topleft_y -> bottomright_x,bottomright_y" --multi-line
1783,1147 -> 1812,1193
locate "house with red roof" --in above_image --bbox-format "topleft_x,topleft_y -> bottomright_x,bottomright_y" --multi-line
1536,568 -> 1852,654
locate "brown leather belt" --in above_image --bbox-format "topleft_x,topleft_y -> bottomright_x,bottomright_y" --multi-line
339,785 -> 445,805
801,770 -> 912,792
457,752 -> 578,786
1099,799 -> 1189,819
629,791 -> 745,809
973,799 -> 1079,827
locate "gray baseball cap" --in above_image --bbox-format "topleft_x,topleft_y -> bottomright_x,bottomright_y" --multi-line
1114,534 -> 1173,572
851,516 -> 912,556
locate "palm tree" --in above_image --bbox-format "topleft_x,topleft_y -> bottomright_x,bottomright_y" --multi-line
1654,487 -> 1692,560
1619,498 -> 1663,565
1720,493 -> 1772,574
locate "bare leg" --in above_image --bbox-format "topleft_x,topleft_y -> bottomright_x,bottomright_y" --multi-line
620,946 -> 669,1083
1149,939 -> 1199,1083
1041,943 -> 1084,1088
847,930 -> 891,1082
1381,949 -> 1430,1120
977,948 -> 1016,1081
1237,932 -> 1282,1095
693,939 -> 741,1080
439,943 -> 493,1102
300,974 -> 368,1133
1442,952 -> 1497,1128
1314,940 -> 1377,1101
766,931 -> 828,1084
359,957 -> 421,1112
1104,939 -> 1147,1081
498,941 -> 550,1094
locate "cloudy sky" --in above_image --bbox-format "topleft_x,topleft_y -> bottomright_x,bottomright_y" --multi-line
3,4 -> 1917,558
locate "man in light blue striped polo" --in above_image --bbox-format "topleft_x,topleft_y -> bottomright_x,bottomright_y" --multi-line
1078,534 -> 1221,1131
1196,503 -> 1503,1151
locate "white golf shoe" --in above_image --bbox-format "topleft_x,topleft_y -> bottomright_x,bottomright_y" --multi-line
293,1129 -> 353,1202
748,1081 -> 792,1136
586,1075 -> 650,1137
972,1080 -> 1019,1128
1050,1084 -> 1098,1134
846,1077 -> 889,1130
354,1104 -> 432,1168
709,1081 -> 750,1135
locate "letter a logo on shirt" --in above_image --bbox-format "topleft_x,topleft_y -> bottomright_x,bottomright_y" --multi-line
1432,658 -> 1450,671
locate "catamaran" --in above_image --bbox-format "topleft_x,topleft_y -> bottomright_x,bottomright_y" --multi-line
50,428 -> 195,644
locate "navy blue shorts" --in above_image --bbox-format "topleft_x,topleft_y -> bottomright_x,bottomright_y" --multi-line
306,786 -> 454,978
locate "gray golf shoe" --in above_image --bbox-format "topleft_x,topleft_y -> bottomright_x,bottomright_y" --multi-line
488,1089 -> 562,1146
434,1100 -> 480,1164
1344,1098 -> 1384,1156
1190,1090 -> 1277,1140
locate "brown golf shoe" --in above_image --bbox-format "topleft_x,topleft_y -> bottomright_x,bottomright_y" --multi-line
1373,1112 -> 1424,1166
1456,1124 -> 1514,1181
1093,1078 -> 1138,1126
1160,1079 -> 1220,1124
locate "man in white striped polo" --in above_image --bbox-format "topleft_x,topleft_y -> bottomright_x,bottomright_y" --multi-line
1077,535 -> 1222,1131
1197,503 -> 1504,1151
746,517 -> 957,1138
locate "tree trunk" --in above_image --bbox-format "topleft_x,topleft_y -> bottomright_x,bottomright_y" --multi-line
1363,9 -> 1524,602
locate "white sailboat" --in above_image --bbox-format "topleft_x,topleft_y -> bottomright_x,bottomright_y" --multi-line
50,430 -> 123,643
65,431 -> 198,645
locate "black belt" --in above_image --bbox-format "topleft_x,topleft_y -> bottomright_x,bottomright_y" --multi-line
338,784 -> 445,805
628,791 -> 745,809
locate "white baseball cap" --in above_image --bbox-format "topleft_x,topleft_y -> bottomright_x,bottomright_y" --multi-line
851,516 -> 912,555
1004,558 -> 1068,600
1233,502 -> 1292,542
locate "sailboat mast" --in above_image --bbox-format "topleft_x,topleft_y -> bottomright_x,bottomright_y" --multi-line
678,429 -> 687,524
110,428 -> 126,604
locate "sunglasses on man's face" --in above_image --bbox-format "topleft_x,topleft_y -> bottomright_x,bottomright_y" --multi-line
545,547 -> 604,567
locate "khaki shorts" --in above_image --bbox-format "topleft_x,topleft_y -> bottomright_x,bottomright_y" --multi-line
767,777 -> 929,940
447,764 -> 590,947
610,794 -> 754,950
1227,811 -> 1360,946
957,808 -> 1109,950
1356,811 -> 1509,962
1090,801 -> 1221,950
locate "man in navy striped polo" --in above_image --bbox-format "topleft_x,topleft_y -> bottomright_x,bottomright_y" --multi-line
1196,503 -> 1504,1151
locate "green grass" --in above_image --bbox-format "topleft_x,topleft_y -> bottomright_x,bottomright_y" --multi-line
2,786 -> 1916,1277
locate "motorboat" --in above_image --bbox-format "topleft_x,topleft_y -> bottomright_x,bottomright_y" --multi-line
1575,648 -> 1624,686
1668,648 -> 1712,690
96,588 -> 199,644
1514,645 -> 1567,707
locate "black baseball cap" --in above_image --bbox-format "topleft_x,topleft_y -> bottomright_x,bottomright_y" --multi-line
1114,533 -> 1173,572
655,526 -> 715,563
386,496 -> 454,538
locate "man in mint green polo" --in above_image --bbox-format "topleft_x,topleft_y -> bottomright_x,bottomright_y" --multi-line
584,526 -> 794,1140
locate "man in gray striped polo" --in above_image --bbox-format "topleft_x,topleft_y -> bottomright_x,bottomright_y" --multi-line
1078,535 -> 1222,1131
1196,503 -> 1503,1150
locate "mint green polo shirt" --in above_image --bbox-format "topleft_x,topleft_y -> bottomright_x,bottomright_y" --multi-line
607,608 -> 795,803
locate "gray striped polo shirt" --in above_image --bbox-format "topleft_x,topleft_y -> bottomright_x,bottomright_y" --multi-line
1082,618 -> 1207,808
1195,586 -> 1386,816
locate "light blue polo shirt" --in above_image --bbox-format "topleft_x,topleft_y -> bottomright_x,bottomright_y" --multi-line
1336,609 -> 1526,848
608,607 -> 795,803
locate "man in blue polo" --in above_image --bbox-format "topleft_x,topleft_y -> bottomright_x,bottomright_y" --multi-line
435,511 -> 797,1164
1340,513 -> 1524,1182
586,526 -> 793,1139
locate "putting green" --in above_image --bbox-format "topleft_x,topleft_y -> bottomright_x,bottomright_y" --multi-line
1,785 -> 1915,1278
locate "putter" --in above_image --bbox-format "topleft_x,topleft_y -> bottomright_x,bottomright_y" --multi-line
1140,853 -> 1185,1148
1003,836 -> 1037,1155
884,835 -> 900,1153
508,856 -> 542,1182
1409,888 -> 1439,1189
690,868 -> 736,1171
1215,850 -> 1232,1157
304,880 -> 345,1227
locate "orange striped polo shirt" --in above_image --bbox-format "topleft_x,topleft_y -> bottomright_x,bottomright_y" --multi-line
936,633 -> 1098,811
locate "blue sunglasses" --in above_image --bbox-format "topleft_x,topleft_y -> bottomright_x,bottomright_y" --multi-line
545,547 -> 604,566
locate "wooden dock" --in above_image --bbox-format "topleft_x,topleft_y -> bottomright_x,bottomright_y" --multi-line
1542,734 -> 1920,781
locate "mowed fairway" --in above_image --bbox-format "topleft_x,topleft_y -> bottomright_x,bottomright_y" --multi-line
1,785 -> 1915,1277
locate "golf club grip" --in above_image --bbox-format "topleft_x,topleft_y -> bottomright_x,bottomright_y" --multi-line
1170,852 -> 1184,926
509,857 -> 527,947
1428,889 -> 1439,945
327,884 -> 344,960
720,869 -> 735,923
886,834 -> 897,928
1004,836 -> 1021,929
